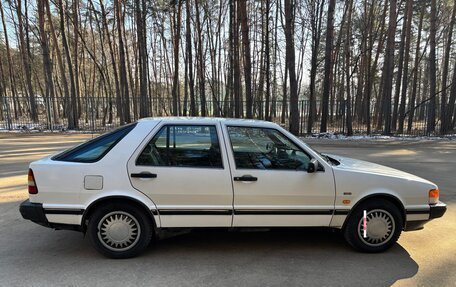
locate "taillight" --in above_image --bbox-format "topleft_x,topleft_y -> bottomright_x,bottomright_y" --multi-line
28,169 -> 38,194
429,188 -> 439,204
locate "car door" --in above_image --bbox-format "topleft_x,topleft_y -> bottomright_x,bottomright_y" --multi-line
127,122 -> 233,227
222,124 -> 336,227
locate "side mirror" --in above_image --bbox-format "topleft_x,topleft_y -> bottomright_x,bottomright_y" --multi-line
307,159 -> 318,173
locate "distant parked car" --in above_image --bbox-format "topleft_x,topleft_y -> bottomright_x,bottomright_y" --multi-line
20,117 -> 446,258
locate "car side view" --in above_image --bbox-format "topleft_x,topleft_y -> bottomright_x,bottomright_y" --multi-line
19,118 -> 447,258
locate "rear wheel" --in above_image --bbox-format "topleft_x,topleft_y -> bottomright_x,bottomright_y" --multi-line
344,199 -> 403,252
88,203 -> 153,258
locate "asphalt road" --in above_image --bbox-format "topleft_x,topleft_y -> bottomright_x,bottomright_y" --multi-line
0,133 -> 455,287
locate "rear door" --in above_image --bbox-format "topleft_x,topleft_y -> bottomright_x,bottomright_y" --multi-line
223,124 -> 336,227
127,122 -> 233,227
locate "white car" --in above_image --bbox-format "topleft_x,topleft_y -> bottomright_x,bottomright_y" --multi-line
20,117 -> 446,258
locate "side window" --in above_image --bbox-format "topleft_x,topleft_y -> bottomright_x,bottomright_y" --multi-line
52,123 -> 137,163
137,125 -> 223,168
227,126 -> 311,170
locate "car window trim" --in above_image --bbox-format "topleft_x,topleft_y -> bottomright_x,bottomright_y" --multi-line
225,125 -> 322,172
135,123 -> 225,169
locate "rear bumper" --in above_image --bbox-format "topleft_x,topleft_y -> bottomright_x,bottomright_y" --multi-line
19,199 -> 49,227
405,201 -> 447,231
19,199 -> 81,231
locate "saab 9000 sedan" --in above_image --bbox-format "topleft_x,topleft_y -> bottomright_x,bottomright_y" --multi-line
19,118 -> 446,258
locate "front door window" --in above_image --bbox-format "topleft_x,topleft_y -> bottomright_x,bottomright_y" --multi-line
227,126 -> 311,171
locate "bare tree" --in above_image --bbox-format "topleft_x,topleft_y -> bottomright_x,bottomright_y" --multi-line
440,0 -> 456,133
381,0 -> 398,135
15,0 -> 37,122
320,0 -> 335,133
285,0 -> 299,135
239,0 -> 253,118
428,0 -> 437,134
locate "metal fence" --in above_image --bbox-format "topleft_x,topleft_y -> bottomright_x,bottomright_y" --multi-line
0,95 -> 441,136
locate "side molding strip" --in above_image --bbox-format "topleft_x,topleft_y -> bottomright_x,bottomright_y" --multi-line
44,209 -> 84,215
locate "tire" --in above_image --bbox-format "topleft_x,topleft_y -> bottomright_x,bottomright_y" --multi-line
87,203 -> 154,259
344,199 -> 403,253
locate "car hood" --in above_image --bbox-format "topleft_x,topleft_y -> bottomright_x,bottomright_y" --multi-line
325,154 -> 435,185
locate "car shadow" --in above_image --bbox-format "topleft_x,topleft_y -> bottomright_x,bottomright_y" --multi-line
139,228 -> 419,286
1,214 -> 419,287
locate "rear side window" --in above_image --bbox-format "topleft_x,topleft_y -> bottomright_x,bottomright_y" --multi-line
136,125 -> 223,168
52,123 -> 137,163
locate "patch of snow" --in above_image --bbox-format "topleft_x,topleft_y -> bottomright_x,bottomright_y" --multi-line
301,132 -> 456,141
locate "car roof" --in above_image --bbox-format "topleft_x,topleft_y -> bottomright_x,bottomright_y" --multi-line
137,117 -> 280,127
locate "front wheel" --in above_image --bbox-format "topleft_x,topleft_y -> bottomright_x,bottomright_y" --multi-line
87,203 -> 153,258
344,199 -> 403,252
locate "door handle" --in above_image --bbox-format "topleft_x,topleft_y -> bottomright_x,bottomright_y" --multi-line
234,175 -> 258,182
131,172 -> 157,178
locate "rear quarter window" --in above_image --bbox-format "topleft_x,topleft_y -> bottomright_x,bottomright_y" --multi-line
52,123 -> 137,163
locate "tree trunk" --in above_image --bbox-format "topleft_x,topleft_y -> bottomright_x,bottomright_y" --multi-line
0,0 -> 19,119
185,0 -> 196,116
285,0 -> 299,135
397,0 -> 413,134
407,4 -> 425,132
381,0 -> 397,135
232,0 -> 242,118
136,0 -> 149,118
320,0 -> 335,132
38,0 -> 55,129
58,0 -> 78,129
307,0 -> 325,134
345,0 -> 353,136
100,0 -> 121,122
115,0 -> 130,123
428,0 -> 437,134
239,0 -> 253,118
172,1 -> 183,116
195,0 -> 206,116
73,0 -> 80,119
16,0 -> 37,122
392,0 -> 408,131
264,0 -> 271,121
441,0 -> 456,133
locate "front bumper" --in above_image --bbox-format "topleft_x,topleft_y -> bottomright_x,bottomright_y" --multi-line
429,201 -> 447,219
405,201 -> 447,231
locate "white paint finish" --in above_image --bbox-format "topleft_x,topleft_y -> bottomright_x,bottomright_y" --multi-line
42,203 -> 85,210
80,189 -> 163,228
46,214 -> 82,225
127,121 -> 234,228
329,215 -> 348,227
26,118 -> 439,229
233,215 -> 332,227
160,215 -> 232,227
220,123 -> 336,227
84,175 -> 103,190
406,214 -> 430,221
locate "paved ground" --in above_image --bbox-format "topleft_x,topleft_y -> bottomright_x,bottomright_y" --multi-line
0,133 -> 455,287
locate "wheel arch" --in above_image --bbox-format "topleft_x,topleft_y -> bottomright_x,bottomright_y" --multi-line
342,193 -> 406,230
81,196 -> 158,233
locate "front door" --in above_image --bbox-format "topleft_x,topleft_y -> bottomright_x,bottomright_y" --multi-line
128,123 -> 233,227
223,125 -> 336,227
